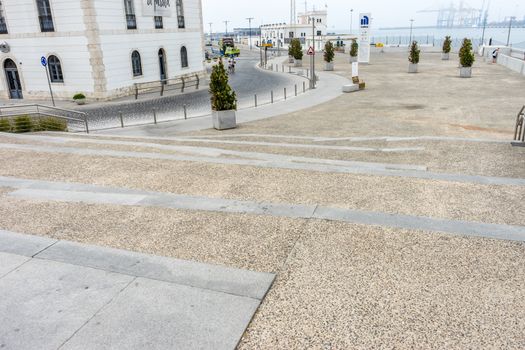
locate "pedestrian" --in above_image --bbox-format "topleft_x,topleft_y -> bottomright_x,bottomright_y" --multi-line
492,48 -> 499,63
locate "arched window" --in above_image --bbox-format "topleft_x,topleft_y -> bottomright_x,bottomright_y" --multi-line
36,0 -> 54,32
131,50 -> 142,76
48,55 -> 63,83
180,46 -> 188,68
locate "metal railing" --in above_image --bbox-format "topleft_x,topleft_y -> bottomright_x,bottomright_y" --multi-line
514,105 -> 525,142
133,74 -> 201,100
0,104 -> 89,133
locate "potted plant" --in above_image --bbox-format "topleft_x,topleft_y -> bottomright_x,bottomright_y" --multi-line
210,59 -> 237,130
73,93 -> 86,105
288,43 -> 294,63
290,38 -> 303,67
442,36 -> 452,60
324,41 -> 335,71
408,41 -> 420,73
458,38 -> 475,78
350,40 -> 358,63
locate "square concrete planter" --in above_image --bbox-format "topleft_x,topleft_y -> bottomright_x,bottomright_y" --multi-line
408,63 -> 418,73
324,62 -> 334,71
442,52 -> 450,60
349,56 -> 358,63
288,56 -> 294,63
212,110 -> 237,130
74,98 -> 86,105
460,66 -> 472,78
294,59 -> 302,67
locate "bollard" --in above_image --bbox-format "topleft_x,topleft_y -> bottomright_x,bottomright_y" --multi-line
153,108 -> 157,124
183,104 -> 187,119
289,66 -> 292,73
303,81 -> 306,93
306,69 -> 309,78
119,111 -> 124,128
271,90 -> 274,103
295,84 -> 297,96
254,94 -> 257,107
284,88 -> 287,100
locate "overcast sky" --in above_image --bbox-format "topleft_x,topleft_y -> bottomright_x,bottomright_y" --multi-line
202,0 -> 523,32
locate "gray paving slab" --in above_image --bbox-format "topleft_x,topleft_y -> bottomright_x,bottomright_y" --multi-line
60,277 -> 261,350
9,188 -> 147,206
0,252 -> 29,277
36,240 -> 275,300
312,206 -> 525,242
3,142 -> 525,186
0,259 -> 134,350
0,229 -> 57,257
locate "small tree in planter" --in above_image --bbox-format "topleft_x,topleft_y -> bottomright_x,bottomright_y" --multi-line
349,40 -> 358,63
290,38 -> 303,67
288,43 -> 294,63
324,41 -> 335,71
458,38 -> 475,78
210,59 -> 237,130
408,41 -> 420,73
442,36 -> 452,60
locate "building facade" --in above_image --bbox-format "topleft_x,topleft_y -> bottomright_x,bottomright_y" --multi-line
261,10 -> 328,51
0,0 -> 205,101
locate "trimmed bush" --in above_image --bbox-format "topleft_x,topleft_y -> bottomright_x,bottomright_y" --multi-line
38,117 -> 68,132
459,38 -> 475,67
409,41 -> 420,64
442,36 -> 452,54
350,40 -> 359,57
324,41 -> 334,63
0,118 -> 11,132
209,59 -> 237,111
289,38 -> 303,60
73,93 -> 86,100
13,115 -> 33,133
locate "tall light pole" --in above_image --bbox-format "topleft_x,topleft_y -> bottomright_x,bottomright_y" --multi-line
350,9 -> 353,35
208,22 -> 213,42
480,13 -> 487,46
224,20 -> 229,36
409,19 -> 414,45
246,17 -> 254,50
506,16 -> 515,46
310,16 -> 316,89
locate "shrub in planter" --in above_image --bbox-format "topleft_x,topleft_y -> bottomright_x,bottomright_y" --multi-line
442,36 -> 452,60
458,38 -> 475,78
73,93 -> 86,105
350,40 -> 358,63
0,118 -> 11,132
408,41 -> 420,73
13,115 -> 33,133
290,38 -> 303,67
209,59 -> 237,130
288,44 -> 295,63
324,41 -> 335,71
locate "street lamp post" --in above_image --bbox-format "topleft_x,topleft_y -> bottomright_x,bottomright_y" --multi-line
310,16 -> 316,89
350,9 -> 353,35
409,19 -> 414,46
506,16 -> 515,47
224,20 -> 229,36
480,14 -> 487,46
246,17 -> 254,50
208,22 -> 213,42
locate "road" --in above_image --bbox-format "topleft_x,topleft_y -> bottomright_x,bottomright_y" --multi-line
79,49 -> 305,130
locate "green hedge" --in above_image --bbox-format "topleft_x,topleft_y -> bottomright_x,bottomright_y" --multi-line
1,115 -> 67,133
0,118 -> 11,132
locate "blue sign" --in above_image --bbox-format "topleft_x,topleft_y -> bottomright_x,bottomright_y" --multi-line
360,15 -> 369,28
40,56 -> 47,67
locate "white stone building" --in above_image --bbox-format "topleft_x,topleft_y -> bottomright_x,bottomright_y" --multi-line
261,10 -> 328,52
0,0 -> 205,101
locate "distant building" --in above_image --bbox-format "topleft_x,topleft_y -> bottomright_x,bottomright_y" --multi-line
0,0 -> 205,101
261,10 -> 328,51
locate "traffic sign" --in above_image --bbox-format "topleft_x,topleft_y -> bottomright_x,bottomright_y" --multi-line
40,56 -> 47,67
307,46 -> 315,55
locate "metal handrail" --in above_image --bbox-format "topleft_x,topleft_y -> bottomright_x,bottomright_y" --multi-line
133,74 -> 201,99
0,104 -> 89,133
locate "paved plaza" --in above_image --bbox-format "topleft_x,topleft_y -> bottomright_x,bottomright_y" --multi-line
0,48 -> 524,348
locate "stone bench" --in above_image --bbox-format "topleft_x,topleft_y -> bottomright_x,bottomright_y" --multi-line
342,84 -> 359,93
